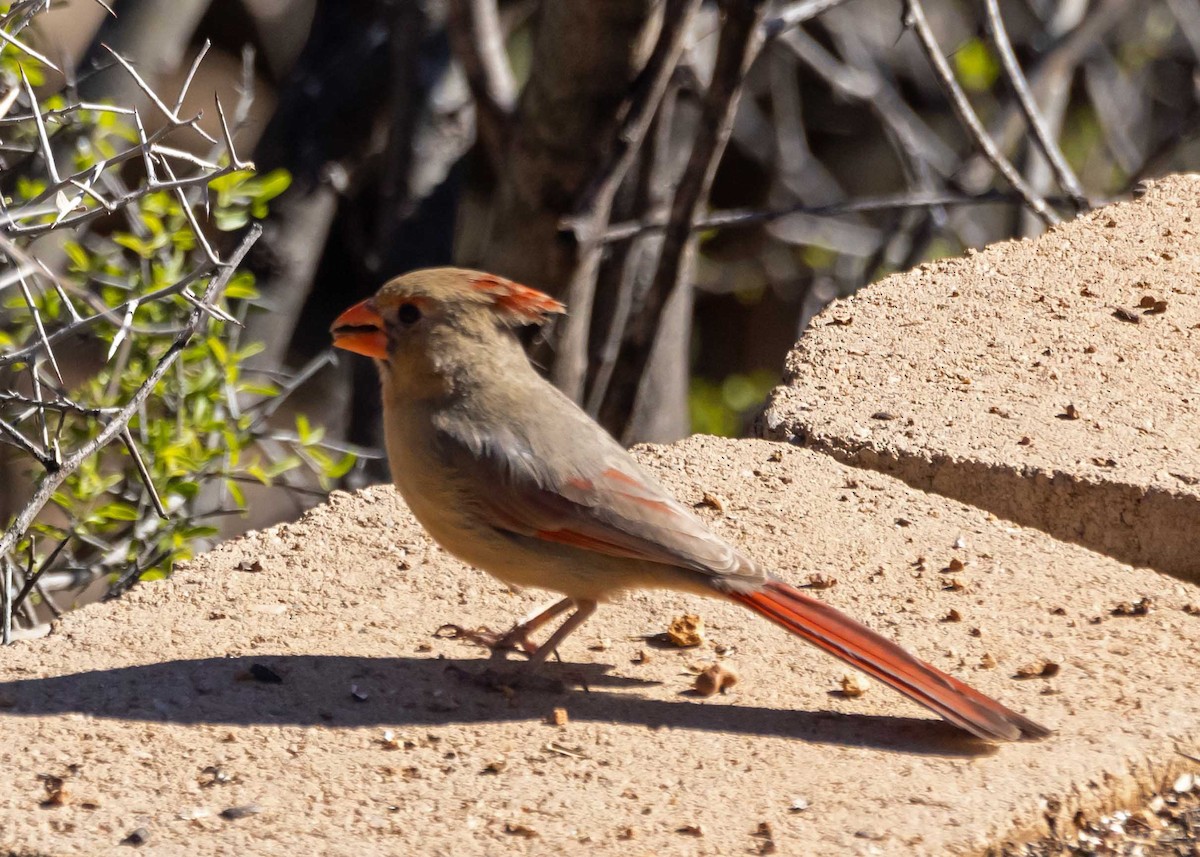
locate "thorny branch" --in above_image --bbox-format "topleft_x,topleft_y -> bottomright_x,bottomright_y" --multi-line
0,23 -> 279,639
0,224 -> 263,583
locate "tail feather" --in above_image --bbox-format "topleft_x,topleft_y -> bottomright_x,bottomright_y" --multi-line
728,579 -> 1051,742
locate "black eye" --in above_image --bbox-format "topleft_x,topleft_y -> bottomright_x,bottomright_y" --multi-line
397,303 -> 422,325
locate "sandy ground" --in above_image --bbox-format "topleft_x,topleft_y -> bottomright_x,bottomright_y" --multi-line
761,175 -> 1200,581
1,439 -> 1199,856
3,178 -> 1200,855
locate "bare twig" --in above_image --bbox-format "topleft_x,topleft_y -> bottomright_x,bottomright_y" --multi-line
245,349 -> 337,431
584,84 -> 678,418
0,416 -> 55,469
599,189 -> 1069,243
776,28 -> 957,177
983,0 -> 1088,212
9,532 -> 70,619
598,0 -> 770,438
0,392 -> 117,417
173,39 -> 212,113
1,558 -> 10,645
14,272 -> 63,384
0,25 -> 61,73
100,44 -> 218,144
902,0 -> 1059,227
552,0 -> 702,400
120,428 -> 168,519
959,0 -> 1133,192
0,225 -> 263,566
19,65 -> 60,185
447,0 -> 517,162
762,0 -> 854,39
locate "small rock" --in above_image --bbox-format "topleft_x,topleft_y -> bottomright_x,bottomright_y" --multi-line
839,673 -> 869,698
220,804 -> 262,821
698,492 -> 726,514
693,664 -> 739,697
1111,598 -> 1153,617
1014,659 -> 1060,679
121,828 -> 150,847
667,614 -> 705,648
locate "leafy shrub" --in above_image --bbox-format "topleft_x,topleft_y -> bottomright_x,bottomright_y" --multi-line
0,4 -> 352,638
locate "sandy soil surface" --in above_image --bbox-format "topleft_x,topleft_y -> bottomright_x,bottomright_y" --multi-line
4,178 -> 1200,856
761,175 -> 1200,580
1,438 -> 1199,856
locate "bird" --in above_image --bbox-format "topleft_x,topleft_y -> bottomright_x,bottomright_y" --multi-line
331,266 -> 1050,742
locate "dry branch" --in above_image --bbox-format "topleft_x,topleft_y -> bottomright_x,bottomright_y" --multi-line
553,0 -> 702,401
902,0 -> 1059,227
982,0 -> 1089,212
598,0 -> 770,438
447,0 -> 517,164
0,225 -> 262,572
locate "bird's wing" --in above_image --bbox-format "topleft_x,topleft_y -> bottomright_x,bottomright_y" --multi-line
433,411 -> 762,586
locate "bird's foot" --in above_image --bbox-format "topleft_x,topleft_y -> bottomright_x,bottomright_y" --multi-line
435,623 -> 540,658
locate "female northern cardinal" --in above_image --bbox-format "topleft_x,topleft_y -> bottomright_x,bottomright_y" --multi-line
331,267 -> 1050,742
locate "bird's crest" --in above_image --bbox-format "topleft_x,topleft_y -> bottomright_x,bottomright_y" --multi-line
469,272 -> 566,324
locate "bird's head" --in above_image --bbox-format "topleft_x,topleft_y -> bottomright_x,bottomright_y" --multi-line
331,267 -> 565,397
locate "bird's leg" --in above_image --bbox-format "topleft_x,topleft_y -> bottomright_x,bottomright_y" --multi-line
523,599 -> 597,668
489,597 -> 575,656
439,597 -> 575,658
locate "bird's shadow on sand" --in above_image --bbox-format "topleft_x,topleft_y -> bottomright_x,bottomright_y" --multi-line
0,653 -> 997,758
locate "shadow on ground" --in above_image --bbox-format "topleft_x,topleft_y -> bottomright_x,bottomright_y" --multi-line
0,654 -> 994,758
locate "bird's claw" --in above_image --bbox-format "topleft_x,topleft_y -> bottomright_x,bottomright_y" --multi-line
434,623 -> 539,658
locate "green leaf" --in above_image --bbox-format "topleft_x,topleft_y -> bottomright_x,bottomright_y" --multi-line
295,413 -> 312,443
954,38 -> 1000,93
226,479 -> 245,507
63,240 -> 90,272
224,272 -> 259,300
208,169 -> 255,194
325,452 -> 357,479
97,502 -> 139,522
254,169 -> 292,200
246,463 -> 269,485
214,208 -> 250,231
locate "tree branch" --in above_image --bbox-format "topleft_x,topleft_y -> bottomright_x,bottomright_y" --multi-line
599,189 -> 1082,244
0,225 -> 262,566
902,0 -> 1059,227
762,0 -> 854,39
552,0 -> 702,400
982,0 -> 1089,213
447,0 -> 517,164
598,0 -> 770,438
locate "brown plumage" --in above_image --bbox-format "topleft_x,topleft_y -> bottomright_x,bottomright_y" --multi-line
332,267 -> 1050,742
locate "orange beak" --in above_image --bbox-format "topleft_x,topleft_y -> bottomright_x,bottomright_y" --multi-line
331,299 -> 388,359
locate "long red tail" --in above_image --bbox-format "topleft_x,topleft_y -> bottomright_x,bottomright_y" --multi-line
727,579 -> 1050,742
